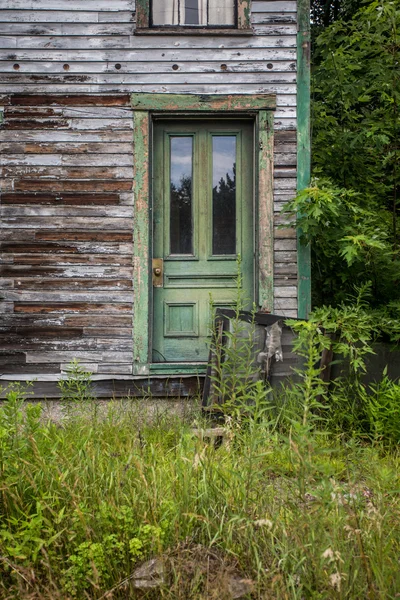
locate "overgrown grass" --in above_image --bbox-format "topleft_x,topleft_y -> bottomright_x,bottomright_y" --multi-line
1,298 -> 400,598
0,381 -> 399,599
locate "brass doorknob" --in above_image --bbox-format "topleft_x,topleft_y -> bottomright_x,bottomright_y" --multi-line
153,267 -> 162,276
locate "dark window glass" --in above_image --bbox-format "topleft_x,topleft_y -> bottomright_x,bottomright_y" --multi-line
185,0 -> 199,24
212,136 -> 236,255
170,136 -> 193,255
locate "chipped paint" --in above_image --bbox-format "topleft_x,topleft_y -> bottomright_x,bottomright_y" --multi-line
237,0 -> 251,30
132,110 -> 150,366
297,0 -> 311,318
131,93 -> 276,112
258,110 -> 274,312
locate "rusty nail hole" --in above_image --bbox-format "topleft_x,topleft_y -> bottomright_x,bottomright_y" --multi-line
267,63 -> 273,69
63,64 -> 70,71
172,64 -> 179,70
115,63 -> 122,70
13,63 -> 20,70
220,64 -> 227,71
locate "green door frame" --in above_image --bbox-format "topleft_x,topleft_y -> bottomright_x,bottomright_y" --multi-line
131,93 -> 276,376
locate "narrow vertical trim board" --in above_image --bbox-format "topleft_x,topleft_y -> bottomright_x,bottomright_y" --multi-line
132,111 -> 150,373
131,92 -> 276,375
297,0 -> 312,319
258,110 -> 274,312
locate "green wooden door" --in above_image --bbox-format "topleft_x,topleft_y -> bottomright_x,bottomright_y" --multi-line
152,119 -> 254,363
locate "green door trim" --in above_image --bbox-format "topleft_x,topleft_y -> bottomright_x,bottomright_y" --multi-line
131,93 -> 275,376
297,0 -> 312,319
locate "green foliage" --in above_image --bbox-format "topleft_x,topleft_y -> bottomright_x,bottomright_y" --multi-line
58,358 -> 94,404
285,178 -> 399,307
364,372 -> 400,445
289,0 -> 400,309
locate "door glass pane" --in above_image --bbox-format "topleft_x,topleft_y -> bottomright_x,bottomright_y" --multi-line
212,135 -> 236,255
170,136 -> 193,255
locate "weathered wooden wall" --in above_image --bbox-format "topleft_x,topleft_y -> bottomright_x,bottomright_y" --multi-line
0,0 -> 298,383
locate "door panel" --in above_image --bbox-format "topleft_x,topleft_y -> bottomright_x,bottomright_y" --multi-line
152,119 -> 254,363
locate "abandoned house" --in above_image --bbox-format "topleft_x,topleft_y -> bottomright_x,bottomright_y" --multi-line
0,0 -> 311,397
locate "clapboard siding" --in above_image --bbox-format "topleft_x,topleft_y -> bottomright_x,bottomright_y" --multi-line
0,0 -> 298,382
0,96 -> 134,376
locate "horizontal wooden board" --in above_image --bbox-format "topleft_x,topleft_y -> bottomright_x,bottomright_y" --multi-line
1,30 -> 297,49
0,60 -> 297,76
3,116 -> 133,129
1,206 -> 133,217
35,230 -> 133,241
1,154 -> 134,166
14,302 -> 132,313
0,23 -> 135,36
0,0 -> 135,10
24,350 -> 133,363
0,130 -> 134,142
5,290 -> 133,302
2,165 -> 132,177
0,265 -> 133,278
0,142 -> 132,154
5,254 -> 133,265
0,10 -> 134,23
0,84 -> 297,95
2,241 -> 133,254
0,72 -> 297,85
11,180 -> 133,192
1,192 -> 122,205
2,217 -> 132,229
13,278 -> 132,290
1,49 -> 297,62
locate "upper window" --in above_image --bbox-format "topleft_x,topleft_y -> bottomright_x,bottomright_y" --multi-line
152,0 -> 235,27
136,0 -> 251,33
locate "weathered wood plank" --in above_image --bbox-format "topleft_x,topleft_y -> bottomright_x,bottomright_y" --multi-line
3,30 -> 297,49
2,166 -> 132,178
252,1 -> 297,11
3,242 -> 133,254
10,94 -> 130,106
1,0 -> 135,9
24,351 -> 132,363
2,217 -> 132,229
14,303 -> 132,314
6,254 -> 133,265
0,60 -> 297,76
13,278 -> 132,290
2,154 -> 133,167
1,49 -> 297,62
1,206 -> 133,218
0,130 -> 134,142
0,142 -> 132,154
1,193 -> 122,205
0,84 -> 297,96
0,265 -> 133,279
0,73 -> 296,85
273,297 -> 297,310
0,314 -> 130,327
5,290 -> 133,302
13,180 -> 133,192
3,117 -> 133,130
35,230 -> 132,241
274,286 -> 297,298
0,23 -> 134,36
